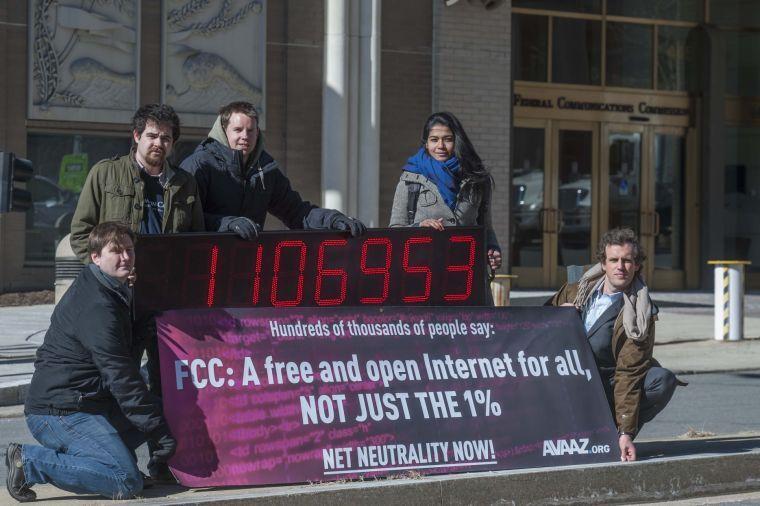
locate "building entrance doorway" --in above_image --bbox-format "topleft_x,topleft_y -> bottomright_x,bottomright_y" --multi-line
512,119 -> 696,290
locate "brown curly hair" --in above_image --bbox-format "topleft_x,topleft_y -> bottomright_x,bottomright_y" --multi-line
595,227 -> 646,265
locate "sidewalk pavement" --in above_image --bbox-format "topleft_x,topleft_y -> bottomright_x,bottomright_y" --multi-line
1,294 -> 760,504
1,292 -> 760,407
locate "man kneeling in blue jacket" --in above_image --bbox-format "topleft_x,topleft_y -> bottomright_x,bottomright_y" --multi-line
6,222 -> 176,502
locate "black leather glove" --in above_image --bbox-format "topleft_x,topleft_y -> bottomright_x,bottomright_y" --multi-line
220,216 -> 260,241
329,212 -> 367,237
148,429 -> 177,467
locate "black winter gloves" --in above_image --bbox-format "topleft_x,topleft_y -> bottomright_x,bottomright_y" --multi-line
220,216 -> 261,241
330,213 -> 366,237
303,208 -> 367,236
147,427 -> 177,472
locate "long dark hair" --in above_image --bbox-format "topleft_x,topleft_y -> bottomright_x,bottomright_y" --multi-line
420,112 -> 491,185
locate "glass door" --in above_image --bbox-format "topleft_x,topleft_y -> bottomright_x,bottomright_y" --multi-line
512,120 -> 599,287
600,124 -> 690,289
551,121 -> 599,287
646,127 -> 688,288
511,119 -> 550,287
601,124 -> 646,235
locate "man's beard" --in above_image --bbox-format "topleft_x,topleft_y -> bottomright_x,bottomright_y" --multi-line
145,150 -> 165,166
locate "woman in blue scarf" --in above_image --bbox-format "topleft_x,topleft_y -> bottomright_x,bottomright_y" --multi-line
389,111 -> 501,272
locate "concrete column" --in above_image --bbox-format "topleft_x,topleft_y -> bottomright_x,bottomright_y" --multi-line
700,28 -> 727,287
322,0 -> 381,222
322,0 -> 350,212
356,0 -> 381,226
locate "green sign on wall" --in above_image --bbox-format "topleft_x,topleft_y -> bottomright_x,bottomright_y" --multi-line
58,153 -> 89,193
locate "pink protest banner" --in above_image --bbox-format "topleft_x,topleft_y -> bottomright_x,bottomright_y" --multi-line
157,306 -> 618,487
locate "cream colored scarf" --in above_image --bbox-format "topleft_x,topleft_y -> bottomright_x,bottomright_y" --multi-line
572,263 -> 653,341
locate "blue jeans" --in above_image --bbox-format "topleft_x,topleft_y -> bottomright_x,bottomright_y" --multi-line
22,412 -> 146,499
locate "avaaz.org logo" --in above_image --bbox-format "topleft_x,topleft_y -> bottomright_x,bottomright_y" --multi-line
542,438 -> 610,456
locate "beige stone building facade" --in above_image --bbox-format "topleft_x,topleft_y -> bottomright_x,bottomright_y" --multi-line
0,0 -> 511,292
3,0 -> 760,292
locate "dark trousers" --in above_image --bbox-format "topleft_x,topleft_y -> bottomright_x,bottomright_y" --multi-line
602,366 -> 678,432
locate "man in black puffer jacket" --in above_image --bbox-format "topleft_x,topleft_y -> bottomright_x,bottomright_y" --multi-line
6,223 -> 176,502
180,101 -> 366,239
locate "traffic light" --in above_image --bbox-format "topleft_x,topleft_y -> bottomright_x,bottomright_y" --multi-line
0,152 -> 33,212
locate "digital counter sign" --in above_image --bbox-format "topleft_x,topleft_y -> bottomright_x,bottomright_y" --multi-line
134,227 -> 488,312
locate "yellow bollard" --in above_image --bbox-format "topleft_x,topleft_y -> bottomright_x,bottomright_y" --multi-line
707,260 -> 751,341
491,274 -> 518,307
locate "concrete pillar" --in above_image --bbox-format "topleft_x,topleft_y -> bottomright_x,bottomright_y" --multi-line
322,0 -> 381,223
322,0 -> 350,212
700,28 -> 727,288
356,0 -> 381,226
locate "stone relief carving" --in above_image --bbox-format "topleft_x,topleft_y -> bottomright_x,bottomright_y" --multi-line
29,0 -> 138,123
163,0 -> 266,128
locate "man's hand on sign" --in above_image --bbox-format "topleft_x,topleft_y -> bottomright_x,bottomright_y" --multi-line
618,434 -> 636,462
220,216 -> 261,241
149,429 -> 178,464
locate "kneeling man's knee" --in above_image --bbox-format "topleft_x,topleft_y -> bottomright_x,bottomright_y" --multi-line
114,469 -> 143,499
645,366 -> 677,404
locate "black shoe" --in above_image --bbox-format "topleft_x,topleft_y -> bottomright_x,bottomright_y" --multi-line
147,462 -> 177,485
139,472 -> 155,489
5,443 -> 36,502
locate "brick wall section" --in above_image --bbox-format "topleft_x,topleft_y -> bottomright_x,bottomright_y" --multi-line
0,1 -> 28,155
432,1 -> 511,262
378,0 -> 433,226
264,1 -> 324,229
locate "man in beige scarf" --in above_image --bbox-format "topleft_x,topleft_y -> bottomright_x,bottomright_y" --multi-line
549,228 -> 680,462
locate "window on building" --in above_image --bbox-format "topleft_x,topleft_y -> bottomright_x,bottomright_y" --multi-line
606,22 -> 653,88
512,14 -> 548,82
723,126 -> 760,269
607,0 -> 702,22
513,0 -> 601,14
512,127 -> 546,267
710,0 -> 760,27
25,134 -> 131,263
658,26 -> 692,91
725,32 -> 760,97
552,18 -> 602,85
168,140 -> 203,167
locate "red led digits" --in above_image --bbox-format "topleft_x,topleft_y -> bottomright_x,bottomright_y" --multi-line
207,245 -> 219,307
251,244 -> 263,305
271,240 -> 307,307
315,239 -> 348,306
225,243 -> 263,306
180,243 -> 220,307
443,235 -> 475,301
359,237 -> 392,304
402,236 -> 433,303
135,227 -> 488,311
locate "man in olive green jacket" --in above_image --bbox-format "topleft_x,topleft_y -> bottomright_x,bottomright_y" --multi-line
70,104 -> 204,261
69,104 -> 203,482
549,228 -> 679,462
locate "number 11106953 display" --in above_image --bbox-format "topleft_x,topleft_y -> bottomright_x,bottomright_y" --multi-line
134,227 -> 488,311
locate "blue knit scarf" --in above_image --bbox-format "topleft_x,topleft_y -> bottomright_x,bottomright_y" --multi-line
403,148 -> 461,210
